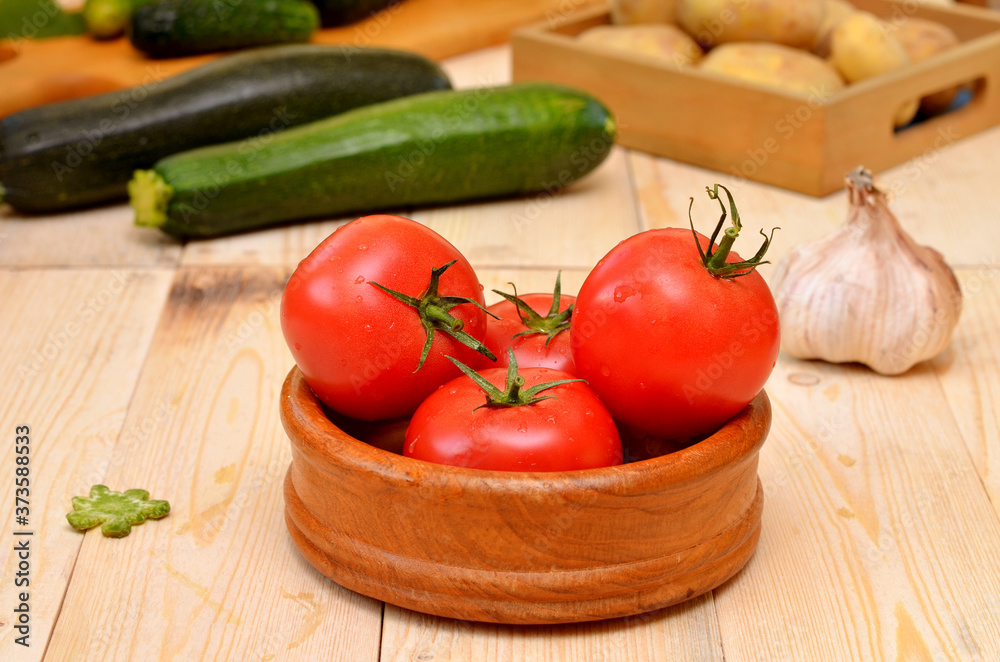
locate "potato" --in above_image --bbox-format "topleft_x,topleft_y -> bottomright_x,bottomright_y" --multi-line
610,0 -> 677,25
676,0 -> 825,49
813,0 -> 858,57
829,11 -> 918,126
829,12 -> 909,82
894,17 -> 963,115
700,42 -> 845,98
578,25 -> 703,66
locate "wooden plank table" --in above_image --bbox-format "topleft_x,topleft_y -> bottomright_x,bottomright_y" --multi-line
3,43 -> 1000,661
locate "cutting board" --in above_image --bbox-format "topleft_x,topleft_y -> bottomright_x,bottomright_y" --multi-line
0,0 -> 603,118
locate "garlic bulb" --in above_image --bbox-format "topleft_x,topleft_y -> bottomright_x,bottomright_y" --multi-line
771,167 -> 962,375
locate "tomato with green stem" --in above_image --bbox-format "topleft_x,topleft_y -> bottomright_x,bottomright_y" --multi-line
404,349 -> 623,471
482,272 -> 576,374
280,214 -> 496,421
571,185 -> 780,440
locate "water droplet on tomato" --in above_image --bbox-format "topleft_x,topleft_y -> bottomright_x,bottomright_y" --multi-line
355,275 -> 365,284
546,417 -> 556,424
358,244 -> 368,251
613,285 -> 636,303
518,422 -> 528,433
356,296 -> 363,303
364,324 -> 372,331
600,365 -> 610,377
294,342 -> 301,351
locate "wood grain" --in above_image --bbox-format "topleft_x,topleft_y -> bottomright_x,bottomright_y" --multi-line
711,354 -> 1000,660
43,268 -> 383,662
0,268 -> 173,662
408,147 -> 639,271
380,595 -> 724,662
0,0 -> 603,118
0,40 -> 997,662
626,124 -> 1000,275
0,204 -> 181,268
934,269 -> 1000,513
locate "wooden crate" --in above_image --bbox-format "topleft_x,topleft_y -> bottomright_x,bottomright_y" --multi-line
511,0 -> 1000,196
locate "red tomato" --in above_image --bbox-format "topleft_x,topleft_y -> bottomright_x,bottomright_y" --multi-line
483,291 -> 576,374
281,215 -> 493,421
404,362 -> 622,472
571,187 -> 780,440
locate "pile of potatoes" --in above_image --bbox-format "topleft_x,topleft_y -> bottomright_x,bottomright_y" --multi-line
580,0 -> 967,127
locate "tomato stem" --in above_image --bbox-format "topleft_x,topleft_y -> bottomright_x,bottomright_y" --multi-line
369,261 -> 499,371
447,349 -> 584,409
689,184 -> 779,279
491,272 -> 572,347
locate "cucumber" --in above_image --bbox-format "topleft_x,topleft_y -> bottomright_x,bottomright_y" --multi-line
128,0 -> 318,58
84,0 -> 152,39
129,83 -> 616,238
0,46 -> 451,213
311,0 -> 400,27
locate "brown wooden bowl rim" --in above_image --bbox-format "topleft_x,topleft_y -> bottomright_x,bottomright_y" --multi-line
281,365 -> 771,491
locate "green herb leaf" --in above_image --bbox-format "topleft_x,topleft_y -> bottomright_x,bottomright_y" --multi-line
66,484 -> 170,538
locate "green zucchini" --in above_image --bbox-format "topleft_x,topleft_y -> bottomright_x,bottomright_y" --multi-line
128,0 -> 318,58
311,0 -> 401,27
129,83 -> 616,238
84,0 -> 152,39
0,46 -> 451,213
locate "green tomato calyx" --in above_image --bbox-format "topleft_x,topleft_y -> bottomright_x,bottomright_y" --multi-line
448,349 -> 584,410
369,260 -> 498,371
689,184 -> 778,278
491,272 -> 572,347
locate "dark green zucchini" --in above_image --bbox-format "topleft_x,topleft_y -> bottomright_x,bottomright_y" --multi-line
0,45 -> 451,213
129,83 -> 616,238
311,0 -> 401,27
128,0 -> 318,58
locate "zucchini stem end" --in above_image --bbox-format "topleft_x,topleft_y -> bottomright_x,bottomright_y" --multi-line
129,170 -> 173,229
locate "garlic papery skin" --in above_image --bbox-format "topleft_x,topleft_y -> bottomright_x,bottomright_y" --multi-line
770,167 -> 962,375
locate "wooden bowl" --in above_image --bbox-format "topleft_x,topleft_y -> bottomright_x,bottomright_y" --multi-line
281,366 -> 771,624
